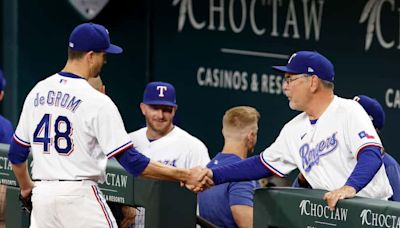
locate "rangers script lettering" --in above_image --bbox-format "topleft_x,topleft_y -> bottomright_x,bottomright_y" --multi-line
300,132 -> 338,172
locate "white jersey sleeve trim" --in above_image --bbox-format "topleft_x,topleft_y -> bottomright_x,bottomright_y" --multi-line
259,154 -> 285,177
355,142 -> 383,159
13,134 -> 30,147
106,141 -> 133,158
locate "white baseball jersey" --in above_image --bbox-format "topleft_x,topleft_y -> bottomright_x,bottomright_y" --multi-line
261,95 -> 392,199
129,126 -> 210,168
130,126 -> 210,227
14,73 -> 132,183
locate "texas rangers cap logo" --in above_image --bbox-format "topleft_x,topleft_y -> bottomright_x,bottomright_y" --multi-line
156,86 -> 167,97
143,82 -> 177,107
68,0 -> 109,20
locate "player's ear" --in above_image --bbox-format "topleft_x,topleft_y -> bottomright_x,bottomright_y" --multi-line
86,51 -> 95,64
310,75 -> 319,93
140,103 -> 146,115
0,91 -> 4,102
248,127 -> 258,145
245,130 -> 253,151
247,130 -> 254,142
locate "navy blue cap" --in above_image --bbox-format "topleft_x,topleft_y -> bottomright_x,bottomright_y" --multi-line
273,51 -> 334,82
68,23 -> 123,54
354,95 -> 385,130
0,70 -> 6,91
143,82 -> 177,107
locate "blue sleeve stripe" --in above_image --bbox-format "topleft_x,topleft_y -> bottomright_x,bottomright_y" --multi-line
8,139 -> 30,164
13,134 -> 30,147
107,142 -> 133,158
259,154 -> 285,177
356,143 -> 383,159
115,147 -> 150,177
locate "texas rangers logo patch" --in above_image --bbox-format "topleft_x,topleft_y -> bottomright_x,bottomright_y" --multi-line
358,131 -> 375,139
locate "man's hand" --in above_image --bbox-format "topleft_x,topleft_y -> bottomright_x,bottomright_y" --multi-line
183,166 -> 214,192
20,182 -> 33,199
19,191 -> 32,213
323,185 -> 356,210
19,181 -> 34,213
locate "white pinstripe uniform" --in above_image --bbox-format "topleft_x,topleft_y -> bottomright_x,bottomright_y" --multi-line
260,96 -> 392,199
14,73 -> 132,227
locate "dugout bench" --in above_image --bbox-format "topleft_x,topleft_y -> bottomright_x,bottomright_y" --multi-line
0,143 -> 197,227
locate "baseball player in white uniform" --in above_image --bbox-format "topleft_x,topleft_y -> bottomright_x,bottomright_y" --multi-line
190,51 -> 392,209
130,81 -> 210,227
8,23 -> 206,228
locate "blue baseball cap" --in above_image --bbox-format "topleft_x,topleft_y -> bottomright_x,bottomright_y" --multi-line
143,82 -> 177,107
0,70 -> 6,91
272,51 -> 335,82
68,23 -> 123,54
354,95 -> 385,130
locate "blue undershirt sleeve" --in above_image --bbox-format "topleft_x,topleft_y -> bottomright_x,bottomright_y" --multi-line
115,147 -> 151,177
383,154 -> 400,201
8,139 -> 30,164
212,155 -> 271,185
345,146 -> 383,192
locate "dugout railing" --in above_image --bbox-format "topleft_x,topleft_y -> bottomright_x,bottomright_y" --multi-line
254,187 -> 400,227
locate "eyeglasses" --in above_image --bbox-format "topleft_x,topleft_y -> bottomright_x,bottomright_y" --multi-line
283,74 -> 311,85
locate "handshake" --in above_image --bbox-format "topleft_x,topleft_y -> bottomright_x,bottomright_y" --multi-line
181,166 -> 215,192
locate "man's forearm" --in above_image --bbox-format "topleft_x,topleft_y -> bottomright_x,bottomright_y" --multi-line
231,205 -> 253,228
140,160 -> 189,182
345,146 -> 382,192
11,161 -> 33,196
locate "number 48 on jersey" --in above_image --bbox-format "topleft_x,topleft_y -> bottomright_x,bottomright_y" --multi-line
33,113 -> 74,155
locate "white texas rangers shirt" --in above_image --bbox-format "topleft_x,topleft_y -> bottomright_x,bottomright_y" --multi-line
261,96 -> 392,199
14,73 -> 132,183
129,126 -> 210,168
130,126 -> 210,227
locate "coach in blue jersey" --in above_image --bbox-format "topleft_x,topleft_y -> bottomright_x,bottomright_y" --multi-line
199,106 -> 259,228
190,51 -> 392,209
0,70 -> 13,144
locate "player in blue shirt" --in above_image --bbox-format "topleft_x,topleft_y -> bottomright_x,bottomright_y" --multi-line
199,106 -> 260,228
0,69 -> 13,144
